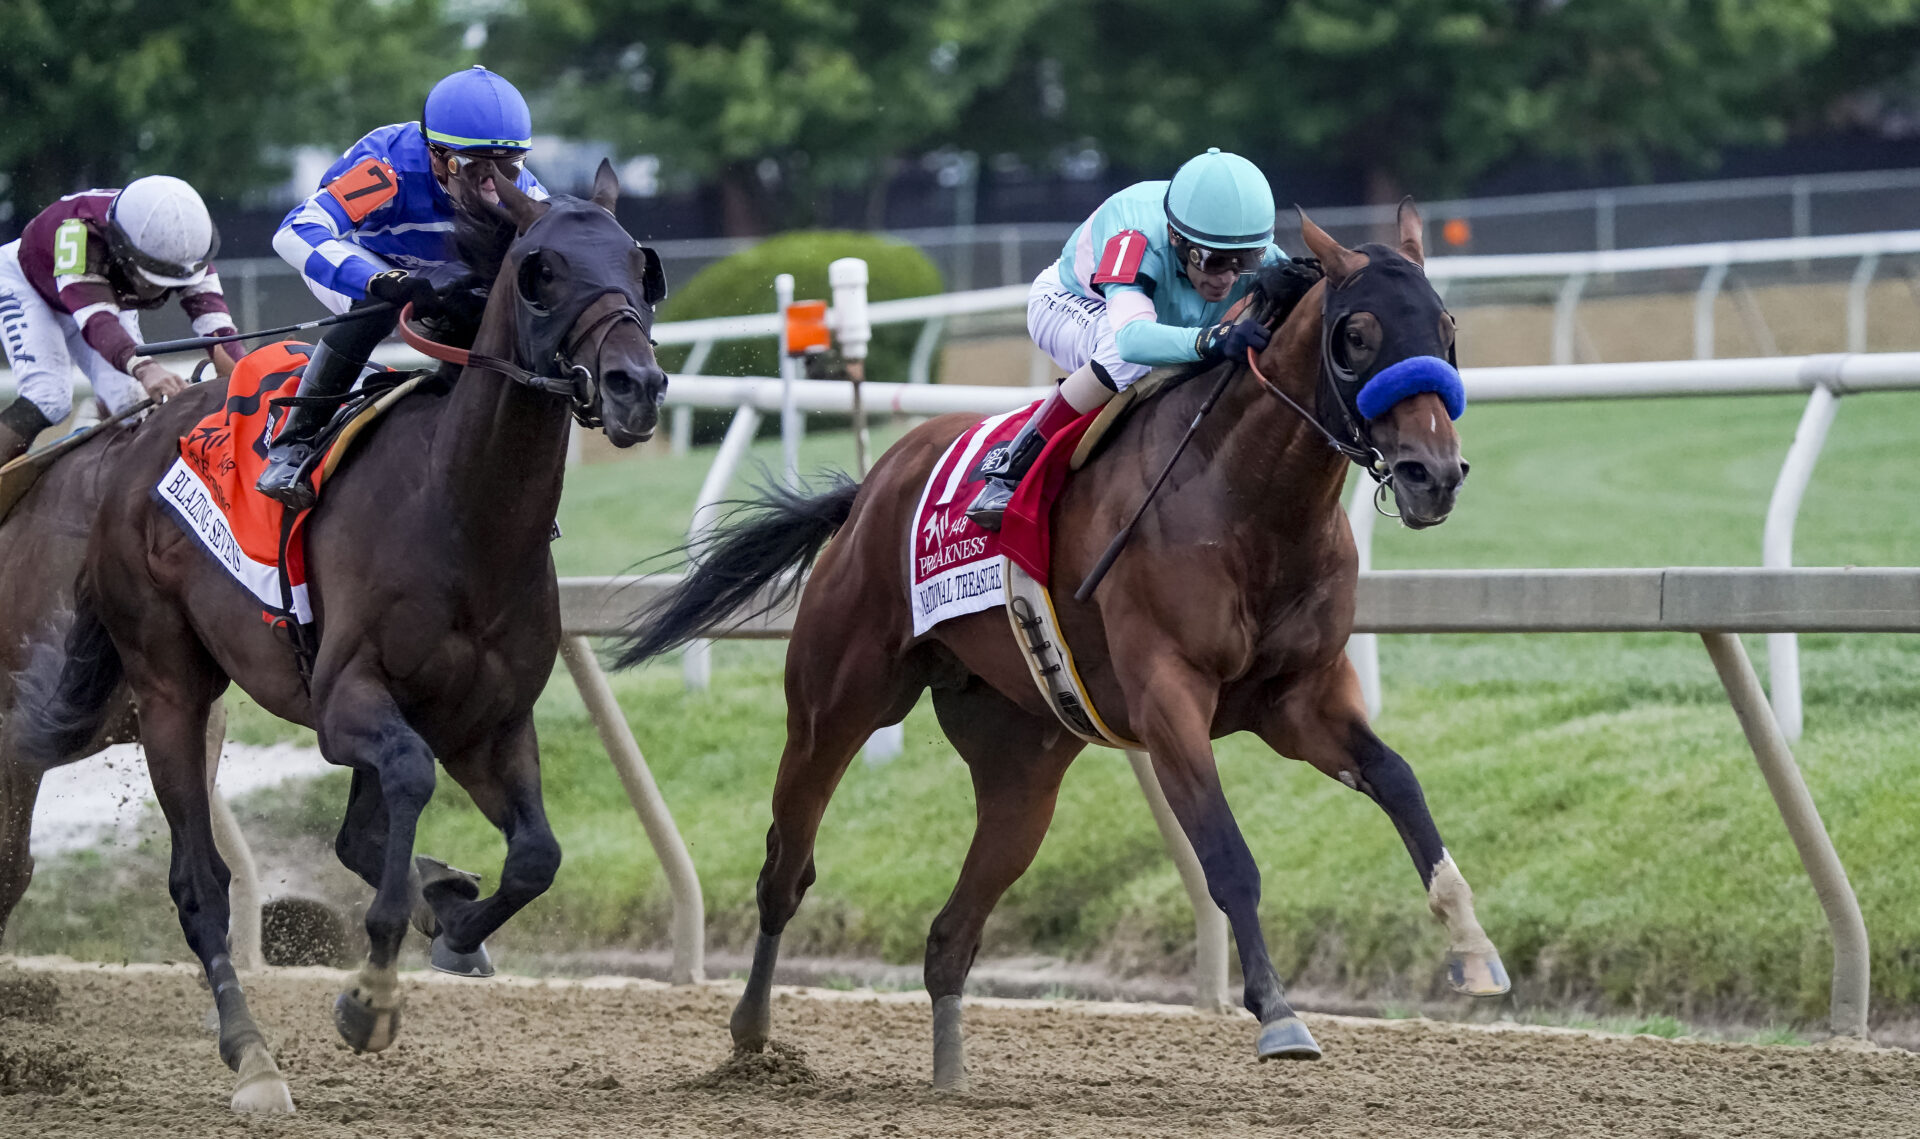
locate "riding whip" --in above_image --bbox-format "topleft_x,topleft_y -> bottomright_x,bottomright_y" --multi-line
1072,362 -> 1240,603
135,302 -> 397,357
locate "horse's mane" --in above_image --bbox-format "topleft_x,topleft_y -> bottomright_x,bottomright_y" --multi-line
1249,257 -> 1325,328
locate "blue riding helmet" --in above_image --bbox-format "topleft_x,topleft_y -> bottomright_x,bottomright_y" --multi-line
423,65 -> 533,151
1164,148 -> 1275,249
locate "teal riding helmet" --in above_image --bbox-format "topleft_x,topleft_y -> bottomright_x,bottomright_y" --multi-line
1164,148 -> 1275,249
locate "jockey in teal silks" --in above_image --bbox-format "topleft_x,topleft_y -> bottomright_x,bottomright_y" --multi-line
967,148 -> 1283,530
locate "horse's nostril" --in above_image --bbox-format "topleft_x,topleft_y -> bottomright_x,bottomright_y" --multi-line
1394,461 -> 1432,487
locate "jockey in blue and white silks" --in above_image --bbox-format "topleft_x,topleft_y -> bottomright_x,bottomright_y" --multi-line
258,65 -> 549,509
967,148 -> 1285,530
273,69 -> 549,315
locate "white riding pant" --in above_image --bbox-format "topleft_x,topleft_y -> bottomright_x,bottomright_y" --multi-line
0,240 -> 146,421
1026,263 -> 1153,391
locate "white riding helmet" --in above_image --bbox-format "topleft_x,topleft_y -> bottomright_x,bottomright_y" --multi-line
106,175 -> 220,289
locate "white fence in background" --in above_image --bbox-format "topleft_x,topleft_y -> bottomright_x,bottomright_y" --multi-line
574,351 -> 1920,744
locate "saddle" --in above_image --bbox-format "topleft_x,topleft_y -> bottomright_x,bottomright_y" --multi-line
156,342 -> 431,629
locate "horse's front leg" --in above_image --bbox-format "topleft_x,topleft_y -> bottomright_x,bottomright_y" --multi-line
1263,658 -> 1509,998
315,670 -> 439,1052
1129,660 -> 1322,1061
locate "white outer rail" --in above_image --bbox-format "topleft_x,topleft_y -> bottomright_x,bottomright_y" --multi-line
552,566 -> 1906,1037
196,567 -> 1892,1028
648,352 -> 1920,738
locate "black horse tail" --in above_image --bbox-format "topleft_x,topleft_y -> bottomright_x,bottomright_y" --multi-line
10,589 -> 125,771
614,473 -> 860,669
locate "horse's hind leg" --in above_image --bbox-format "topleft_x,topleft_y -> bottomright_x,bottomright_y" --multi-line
315,669 -> 440,1052
431,715 -> 561,972
732,637 -> 917,1052
1262,658 -> 1508,997
923,681 -> 1078,1091
0,752 -> 44,943
133,660 -> 293,1113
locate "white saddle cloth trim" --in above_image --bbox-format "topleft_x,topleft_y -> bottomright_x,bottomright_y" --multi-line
155,455 -> 312,623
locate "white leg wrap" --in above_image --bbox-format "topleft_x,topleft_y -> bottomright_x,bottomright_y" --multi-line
1426,850 -> 1497,956
1059,362 -> 1117,413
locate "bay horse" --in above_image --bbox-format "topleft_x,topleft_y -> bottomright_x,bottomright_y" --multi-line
5,161 -> 667,1113
616,204 -> 1507,1088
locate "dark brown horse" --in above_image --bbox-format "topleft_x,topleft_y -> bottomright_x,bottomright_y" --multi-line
0,425 -> 144,938
617,205 -> 1506,1088
4,162 -> 667,1113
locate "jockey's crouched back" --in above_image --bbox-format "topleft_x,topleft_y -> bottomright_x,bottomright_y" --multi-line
0,177 -> 234,465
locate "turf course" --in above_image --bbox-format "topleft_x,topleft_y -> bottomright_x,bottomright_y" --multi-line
18,389 -> 1920,1028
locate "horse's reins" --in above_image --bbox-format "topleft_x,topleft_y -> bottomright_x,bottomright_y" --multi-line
1072,303 -> 1400,602
396,300 -> 642,427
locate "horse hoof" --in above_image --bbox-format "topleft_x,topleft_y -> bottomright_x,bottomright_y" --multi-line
429,935 -> 495,978
729,998 -> 771,1052
1256,1016 -> 1322,1061
231,1073 -> 295,1114
333,989 -> 402,1053
1447,949 -> 1511,997
230,1044 -> 295,1114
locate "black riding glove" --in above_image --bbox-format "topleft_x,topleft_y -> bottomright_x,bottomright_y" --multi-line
364,269 -> 443,316
1195,319 -> 1272,360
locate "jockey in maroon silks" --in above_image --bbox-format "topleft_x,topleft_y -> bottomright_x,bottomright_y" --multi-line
0,176 -> 236,463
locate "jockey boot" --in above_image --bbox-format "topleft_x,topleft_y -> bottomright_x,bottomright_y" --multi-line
965,363 -> 1113,531
0,398 -> 54,468
255,304 -> 395,510
253,340 -> 363,510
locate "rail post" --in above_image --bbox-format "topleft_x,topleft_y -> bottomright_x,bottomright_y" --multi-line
776,274 -> 801,486
1763,358 -> 1844,742
1701,632 -> 1868,1039
1125,750 -> 1232,1013
682,403 -> 762,691
1693,263 -> 1730,359
204,700 -> 264,972
562,637 -> 706,984
1847,254 -> 1880,353
1552,273 -> 1588,365
1346,480 -> 1383,719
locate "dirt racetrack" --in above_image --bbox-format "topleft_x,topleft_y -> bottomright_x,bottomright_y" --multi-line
2,959 -> 1915,1138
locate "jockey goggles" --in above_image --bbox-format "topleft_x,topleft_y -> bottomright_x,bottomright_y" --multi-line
432,145 -> 527,179
1175,236 -> 1262,276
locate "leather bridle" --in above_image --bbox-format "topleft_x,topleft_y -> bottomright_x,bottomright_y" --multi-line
397,297 -> 644,428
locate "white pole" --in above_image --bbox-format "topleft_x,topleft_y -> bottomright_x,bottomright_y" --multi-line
1126,750 -> 1231,1013
682,403 -> 763,691
775,274 -> 800,487
1694,263 -> 1729,360
1552,273 -> 1588,366
562,637 -> 706,983
1847,254 -> 1880,353
1701,632 -> 1868,1038
829,258 -> 873,476
1762,376 -> 1841,742
1346,480 -> 1382,719
204,700 -> 264,972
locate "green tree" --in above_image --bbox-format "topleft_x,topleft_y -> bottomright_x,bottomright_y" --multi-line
491,0 -> 1051,233
0,0 -> 457,219
1044,0 -> 1920,202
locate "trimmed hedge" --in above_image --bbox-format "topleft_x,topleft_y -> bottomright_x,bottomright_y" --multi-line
659,230 -> 945,386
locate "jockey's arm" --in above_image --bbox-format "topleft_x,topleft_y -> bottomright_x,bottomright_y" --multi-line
1105,284 -> 1205,366
273,183 -> 391,308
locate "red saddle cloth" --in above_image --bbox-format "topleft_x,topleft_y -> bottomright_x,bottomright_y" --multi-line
154,341 -> 369,624
907,398 -> 1097,636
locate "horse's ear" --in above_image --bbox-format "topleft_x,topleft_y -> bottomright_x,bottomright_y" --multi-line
591,158 -> 620,213
1397,197 -> 1426,267
1298,207 -> 1367,285
494,173 -> 549,233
